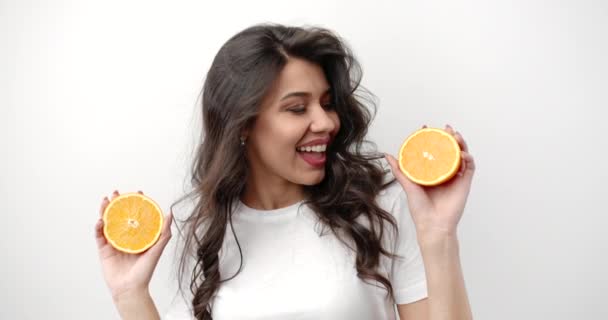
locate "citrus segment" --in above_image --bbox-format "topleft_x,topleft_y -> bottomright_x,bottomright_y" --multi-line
102,193 -> 164,254
398,128 -> 461,186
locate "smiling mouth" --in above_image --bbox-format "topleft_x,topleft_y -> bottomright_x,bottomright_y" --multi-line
296,149 -> 326,167
295,144 -> 328,153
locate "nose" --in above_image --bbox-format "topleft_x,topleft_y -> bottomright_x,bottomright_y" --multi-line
309,104 -> 338,134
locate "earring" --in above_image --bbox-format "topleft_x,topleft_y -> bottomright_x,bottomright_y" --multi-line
240,136 -> 246,146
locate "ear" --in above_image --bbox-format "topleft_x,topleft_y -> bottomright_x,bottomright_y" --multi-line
240,124 -> 251,139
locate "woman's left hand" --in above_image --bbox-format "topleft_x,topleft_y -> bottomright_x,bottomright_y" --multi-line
385,124 -> 476,238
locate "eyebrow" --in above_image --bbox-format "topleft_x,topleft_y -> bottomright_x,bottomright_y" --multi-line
279,88 -> 331,101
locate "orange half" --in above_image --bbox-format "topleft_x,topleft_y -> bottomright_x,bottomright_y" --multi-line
102,193 -> 164,254
398,128 -> 461,186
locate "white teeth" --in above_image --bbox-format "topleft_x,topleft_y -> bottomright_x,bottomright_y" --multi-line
297,144 -> 327,152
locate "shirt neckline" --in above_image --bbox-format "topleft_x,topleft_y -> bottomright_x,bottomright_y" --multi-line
236,199 -> 306,217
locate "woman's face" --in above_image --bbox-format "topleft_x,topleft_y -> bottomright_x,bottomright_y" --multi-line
244,57 -> 341,188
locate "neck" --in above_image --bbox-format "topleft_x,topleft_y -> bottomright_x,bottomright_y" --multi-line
241,176 -> 305,211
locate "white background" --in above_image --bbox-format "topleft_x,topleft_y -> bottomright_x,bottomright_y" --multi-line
1,0 -> 607,319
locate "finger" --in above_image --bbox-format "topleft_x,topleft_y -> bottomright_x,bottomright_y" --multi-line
457,152 -> 467,176
445,124 -> 455,135
445,124 -> 469,153
457,151 -> 476,178
154,211 -> 174,248
463,151 -> 476,172
144,211 -> 173,258
454,131 -> 469,153
111,190 -> 120,200
94,218 -> 107,248
384,153 -> 426,198
99,196 -> 110,219
384,153 -> 404,184
163,211 -> 173,238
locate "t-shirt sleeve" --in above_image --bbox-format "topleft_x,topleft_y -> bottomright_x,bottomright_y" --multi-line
388,186 -> 429,305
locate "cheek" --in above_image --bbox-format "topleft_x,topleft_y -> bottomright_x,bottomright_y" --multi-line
259,122 -> 304,157
275,119 -> 309,143
330,113 -> 341,135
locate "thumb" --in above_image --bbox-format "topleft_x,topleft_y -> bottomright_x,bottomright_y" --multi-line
156,210 -> 173,249
384,153 -> 427,200
143,211 -> 173,259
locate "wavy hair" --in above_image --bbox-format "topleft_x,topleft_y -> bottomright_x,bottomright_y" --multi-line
169,23 -> 400,319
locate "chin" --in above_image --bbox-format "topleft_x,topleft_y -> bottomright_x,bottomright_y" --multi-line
298,170 -> 326,186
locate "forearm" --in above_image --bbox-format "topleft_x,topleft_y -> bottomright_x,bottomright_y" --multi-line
113,288 -> 161,320
418,232 -> 473,320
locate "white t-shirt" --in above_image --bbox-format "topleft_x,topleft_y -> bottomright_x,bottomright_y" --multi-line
164,182 -> 427,319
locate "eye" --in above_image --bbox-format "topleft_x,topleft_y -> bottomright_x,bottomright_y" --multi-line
289,105 -> 306,114
323,103 -> 334,110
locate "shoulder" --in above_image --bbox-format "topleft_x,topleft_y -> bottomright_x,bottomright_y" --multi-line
376,178 -> 405,213
374,177 -> 417,249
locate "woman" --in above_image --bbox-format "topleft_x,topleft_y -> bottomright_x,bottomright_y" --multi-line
95,23 -> 475,320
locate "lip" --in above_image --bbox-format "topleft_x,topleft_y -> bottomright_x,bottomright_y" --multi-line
297,151 -> 326,167
296,137 -> 331,148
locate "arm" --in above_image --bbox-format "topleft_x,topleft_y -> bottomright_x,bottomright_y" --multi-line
386,124 -> 477,320
95,190 -> 174,320
397,232 -> 472,320
113,288 -> 161,320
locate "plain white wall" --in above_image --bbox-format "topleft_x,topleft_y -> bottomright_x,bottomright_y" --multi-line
2,0 -> 607,319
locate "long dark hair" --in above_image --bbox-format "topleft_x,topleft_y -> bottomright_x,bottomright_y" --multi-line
169,23 -> 400,319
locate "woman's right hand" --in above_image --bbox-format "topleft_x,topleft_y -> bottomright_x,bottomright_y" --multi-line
94,190 -> 173,301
